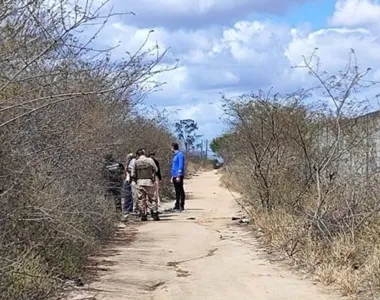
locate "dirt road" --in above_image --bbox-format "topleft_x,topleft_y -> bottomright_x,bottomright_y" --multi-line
71,171 -> 340,300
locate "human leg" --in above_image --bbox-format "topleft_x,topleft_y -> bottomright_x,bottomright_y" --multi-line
145,185 -> 159,221
178,176 -> 185,210
131,181 -> 138,212
123,181 -> 133,213
136,186 -> 148,221
155,181 -> 161,207
172,178 -> 181,209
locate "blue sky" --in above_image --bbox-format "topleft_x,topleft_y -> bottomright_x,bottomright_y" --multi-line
87,0 -> 380,141
249,0 -> 335,29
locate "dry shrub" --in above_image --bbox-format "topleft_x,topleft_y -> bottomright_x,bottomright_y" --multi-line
186,161 -> 198,176
185,159 -> 214,176
214,52 -> 380,298
0,1 -> 175,299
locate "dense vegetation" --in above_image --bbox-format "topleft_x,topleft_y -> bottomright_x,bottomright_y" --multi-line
0,1 -> 176,299
212,52 -> 380,299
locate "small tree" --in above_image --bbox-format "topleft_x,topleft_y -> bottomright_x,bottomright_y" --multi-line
175,119 -> 201,153
210,133 -> 234,163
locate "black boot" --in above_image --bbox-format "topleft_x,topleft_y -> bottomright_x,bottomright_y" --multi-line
152,212 -> 160,221
141,214 -> 148,221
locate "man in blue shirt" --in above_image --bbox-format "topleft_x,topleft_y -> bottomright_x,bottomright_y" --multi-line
171,142 -> 186,210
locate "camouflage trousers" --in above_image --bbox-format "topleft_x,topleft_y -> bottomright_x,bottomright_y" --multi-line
136,185 -> 158,215
131,181 -> 138,211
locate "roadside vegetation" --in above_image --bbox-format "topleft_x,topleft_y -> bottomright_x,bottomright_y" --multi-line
212,51 -> 380,299
0,1 -> 176,299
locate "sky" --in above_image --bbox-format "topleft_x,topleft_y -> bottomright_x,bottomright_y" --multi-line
85,0 -> 380,141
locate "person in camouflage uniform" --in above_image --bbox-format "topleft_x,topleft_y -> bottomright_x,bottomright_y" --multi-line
131,149 -> 159,221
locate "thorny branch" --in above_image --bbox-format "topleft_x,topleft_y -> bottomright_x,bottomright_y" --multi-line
0,1 -> 176,299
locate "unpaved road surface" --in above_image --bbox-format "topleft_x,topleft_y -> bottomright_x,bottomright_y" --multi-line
70,171 -> 340,300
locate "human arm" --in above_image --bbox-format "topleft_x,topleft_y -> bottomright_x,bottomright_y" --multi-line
149,158 -> 158,173
130,163 -> 136,181
177,152 -> 184,177
127,159 -> 134,172
155,159 -> 162,180
125,171 -> 131,183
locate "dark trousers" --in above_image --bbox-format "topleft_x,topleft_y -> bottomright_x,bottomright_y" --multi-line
173,176 -> 185,209
121,181 -> 133,213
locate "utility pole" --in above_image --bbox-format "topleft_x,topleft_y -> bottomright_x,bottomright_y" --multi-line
205,139 -> 208,158
200,139 -> 204,159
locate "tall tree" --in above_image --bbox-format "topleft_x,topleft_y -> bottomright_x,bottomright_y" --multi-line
175,119 -> 201,153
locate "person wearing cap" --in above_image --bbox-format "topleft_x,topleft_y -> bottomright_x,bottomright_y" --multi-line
103,154 -> 125,211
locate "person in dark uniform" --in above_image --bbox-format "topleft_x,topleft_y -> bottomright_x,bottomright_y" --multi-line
103,154 -> 124,211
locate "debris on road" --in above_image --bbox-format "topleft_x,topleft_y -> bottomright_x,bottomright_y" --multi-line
231,216 -> 252,224
239,217 -> 251,224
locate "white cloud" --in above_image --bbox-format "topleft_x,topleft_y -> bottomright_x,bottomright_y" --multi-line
285,27 -> 379,71
283,24 -> 380,111
220,21 -> 291,63
84,0 -> 380,139
330,0 -> 380,27
148,66 -> 188,103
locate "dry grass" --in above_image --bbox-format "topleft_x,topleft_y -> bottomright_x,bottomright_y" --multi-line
221,167 -> 380,299
186,158 -> 214,177
214,54 -> 380,299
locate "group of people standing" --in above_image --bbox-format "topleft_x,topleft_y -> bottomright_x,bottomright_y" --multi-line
103,142 -> 186,221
